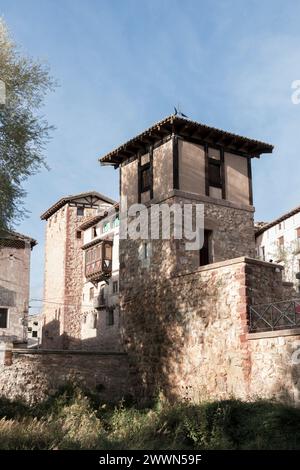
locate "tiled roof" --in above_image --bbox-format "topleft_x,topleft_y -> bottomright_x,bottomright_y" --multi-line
255,205 -> 300,237
40,191 -> 116,220
99,114 -> 273,166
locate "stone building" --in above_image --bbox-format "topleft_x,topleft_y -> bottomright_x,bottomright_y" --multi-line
0,230 -> 36,345
255,205 -> 300,290
27,312 -> 43,348
40,192 -> 115,349
99,114 -> 300,401
79,204 -> 122,351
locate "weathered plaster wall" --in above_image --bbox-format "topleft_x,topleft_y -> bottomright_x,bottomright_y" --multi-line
0,243 -> 31,343
178,140 -> 206,196
121,159 -> 138,207
224,152 -> 250,206
42,205 -> 98,350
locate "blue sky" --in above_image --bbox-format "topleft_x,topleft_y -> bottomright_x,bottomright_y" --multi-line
1,0 -> 300,307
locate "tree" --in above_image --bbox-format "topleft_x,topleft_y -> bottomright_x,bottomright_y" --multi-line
0,18 -> 55,231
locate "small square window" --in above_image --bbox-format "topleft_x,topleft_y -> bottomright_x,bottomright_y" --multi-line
0,308 -> 8,328
32,331 -> 38,338
77,207 -> 84,216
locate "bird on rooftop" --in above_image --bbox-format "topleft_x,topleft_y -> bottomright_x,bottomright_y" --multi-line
174,106 -> 188,118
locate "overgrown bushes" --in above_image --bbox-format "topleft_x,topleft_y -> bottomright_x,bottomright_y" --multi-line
0,386 -> 300,449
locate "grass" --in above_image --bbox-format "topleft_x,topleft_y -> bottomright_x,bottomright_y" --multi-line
0,385 -> 300,449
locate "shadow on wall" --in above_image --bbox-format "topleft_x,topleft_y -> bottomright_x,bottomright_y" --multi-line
120,242 -> 233,404
41,315 -> 122,352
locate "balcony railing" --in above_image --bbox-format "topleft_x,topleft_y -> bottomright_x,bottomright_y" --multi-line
249,298 -> 300,333
85,240 -> 113,282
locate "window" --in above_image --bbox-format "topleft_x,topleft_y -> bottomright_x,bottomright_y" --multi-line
113,215 -> 120,228
260,246 -> 265,261
297,228 -> 300,239
100,286 -> 105,304
93,227 -> 97,238
0,308 -> 8,328
208,159 -> 222,188
93,313 -> 97,329
107,309 -> 114,326
144,241 -> 150,259
103,222 -> 110,233
278,236 -> 284,246
200,230 -> 212,266
77,207 -> 84,216
141,163 -> 151,192
113,281 -> 118,294
32,331 -> 38,338
76,231 -> 81,239
89,287 -> 94,300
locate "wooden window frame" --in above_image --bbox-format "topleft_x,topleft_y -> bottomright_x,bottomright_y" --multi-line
0,308 -> 8,329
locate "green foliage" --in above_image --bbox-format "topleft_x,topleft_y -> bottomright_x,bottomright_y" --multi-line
1,387 -> 300,449
0,17 -> 55,230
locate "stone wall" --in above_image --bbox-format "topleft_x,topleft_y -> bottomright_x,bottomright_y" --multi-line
120,256 -> 300,403
247,330 -> 300,404
120,192 -> 256,299
0,349 -> 130,404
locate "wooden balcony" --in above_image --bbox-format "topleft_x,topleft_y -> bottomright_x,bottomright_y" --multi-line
85,240 -> 113,283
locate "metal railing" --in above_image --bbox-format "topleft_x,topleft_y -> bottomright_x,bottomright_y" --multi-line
249,298 -> 300,333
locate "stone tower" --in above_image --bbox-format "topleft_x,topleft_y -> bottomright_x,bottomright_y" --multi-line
40,192 -> 115,349
99,115 -> 273,399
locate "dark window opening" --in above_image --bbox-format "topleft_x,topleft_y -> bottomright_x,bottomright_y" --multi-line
113,281 -> 118,294
76,231 -> 81,239
278,236 -> 284,246
77,207 -> 84,216
208,158 -> 222,188
93,227 -> 97,238
0,308 -> 8,328
89,287 -> 94,300
200,230 -> 212,266
32,331 -> 38,338
93,313 -> 97,329
144,241 -> 150,259
107,309 -> 114,326
141,163 -> 151,192
100,286 -> 105,304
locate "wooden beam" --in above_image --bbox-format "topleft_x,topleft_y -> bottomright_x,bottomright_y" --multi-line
205,143 -> 209,196
173,135 -> 179,190
149,145 -> 153,200
138,153 -> 141,203
247,157 -> 253,206
220,148 -> 226,200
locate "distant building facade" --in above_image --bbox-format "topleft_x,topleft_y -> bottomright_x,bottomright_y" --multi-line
27,313 -> 43,348
40,192 -> 115,349
255,206 -> 300,290
0,230 -> 36,345
80,205 -> 121,351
